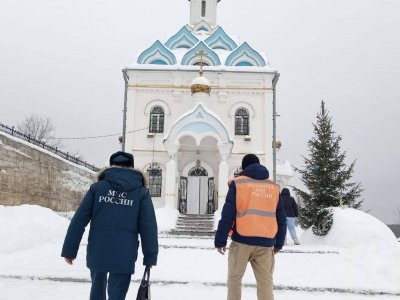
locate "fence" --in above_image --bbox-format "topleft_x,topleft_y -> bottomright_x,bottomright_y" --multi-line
0,122 -> 99,172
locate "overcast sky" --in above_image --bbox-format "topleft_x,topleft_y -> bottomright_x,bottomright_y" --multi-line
1,0 -> 399,223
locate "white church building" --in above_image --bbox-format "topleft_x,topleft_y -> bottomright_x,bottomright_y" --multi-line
122,0 -> 292,214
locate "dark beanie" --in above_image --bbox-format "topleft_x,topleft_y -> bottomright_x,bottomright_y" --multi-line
109,151 -> 134,167
241,154 -> 260,170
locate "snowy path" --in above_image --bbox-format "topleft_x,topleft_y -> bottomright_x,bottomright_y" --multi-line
0,236 -> 399,299
1,278 -> 399,300
1,274 -> 399,297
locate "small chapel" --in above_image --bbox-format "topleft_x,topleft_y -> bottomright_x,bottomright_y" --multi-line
122,0 -> 292,214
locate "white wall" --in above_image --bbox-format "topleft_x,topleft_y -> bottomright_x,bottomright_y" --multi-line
124,68 -> 277,207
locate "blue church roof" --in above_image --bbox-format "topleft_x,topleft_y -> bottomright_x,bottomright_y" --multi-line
181,41 -> 221,66
133,21 -> 271,70
165,26 -> 199,50
137,40 -> 177,65
205,27 -> 237,51
225,42 -> 266,67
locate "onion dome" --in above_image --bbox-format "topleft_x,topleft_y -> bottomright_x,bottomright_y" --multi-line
191,75 -> 211,95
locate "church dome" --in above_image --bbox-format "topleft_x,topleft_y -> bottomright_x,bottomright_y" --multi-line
191,76 -> 211,95
131,2 -> 271,70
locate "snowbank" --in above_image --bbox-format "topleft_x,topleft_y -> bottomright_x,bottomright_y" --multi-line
300,207 -> 398,248
0,205 -> 69,253
300,207 -> 400,286
155,207 -> 179,232
0,205 -> 179,254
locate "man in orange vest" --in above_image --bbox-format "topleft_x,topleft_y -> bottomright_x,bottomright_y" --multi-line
215,154 -> 287,300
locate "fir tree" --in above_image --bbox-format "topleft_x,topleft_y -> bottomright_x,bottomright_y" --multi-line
292,101 -> 363,235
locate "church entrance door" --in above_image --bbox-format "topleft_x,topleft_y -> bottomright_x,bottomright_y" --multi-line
186,161 -> 209,214
186,176 -> 208,214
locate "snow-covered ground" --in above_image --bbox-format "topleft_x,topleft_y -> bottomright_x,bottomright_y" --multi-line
0,205 -> 399,300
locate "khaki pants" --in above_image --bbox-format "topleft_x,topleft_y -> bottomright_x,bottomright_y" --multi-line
227,241 -> 275,300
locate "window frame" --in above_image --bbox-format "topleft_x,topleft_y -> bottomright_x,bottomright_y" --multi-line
149,106 -> 165,133
234,108 -> 250,136
147,163 -> 162,197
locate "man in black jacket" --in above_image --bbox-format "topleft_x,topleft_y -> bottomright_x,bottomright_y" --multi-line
61,151 -> 158,300
280,188 -> 300,245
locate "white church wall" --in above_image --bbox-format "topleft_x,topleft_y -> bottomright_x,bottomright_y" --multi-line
125,68 -> 278,209
126,73 -> 273,152
132,150 -> 170,208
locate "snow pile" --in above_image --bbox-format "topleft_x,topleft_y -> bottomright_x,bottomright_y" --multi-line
0,204 -> 178,254
301,207 -> 398,248
155,207 -> 179,232
0,205 -> 69,253
301,207 -> 400,287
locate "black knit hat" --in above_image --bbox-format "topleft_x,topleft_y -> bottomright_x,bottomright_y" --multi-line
241,154 -> 260,170
109,151 -> 134,167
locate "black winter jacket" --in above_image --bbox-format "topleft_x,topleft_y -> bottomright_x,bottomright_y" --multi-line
281,188 -> 298,218
61,167 -> 158,274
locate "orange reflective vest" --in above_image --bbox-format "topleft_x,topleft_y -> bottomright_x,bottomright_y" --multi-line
230,176 -> 280,238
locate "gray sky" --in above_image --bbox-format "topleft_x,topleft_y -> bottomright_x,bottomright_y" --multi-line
1,0 -> 399,223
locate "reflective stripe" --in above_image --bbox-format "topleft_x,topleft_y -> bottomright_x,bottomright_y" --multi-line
237,209 -> 276,218
234,177 -> 278,186
234,178 -> 268,184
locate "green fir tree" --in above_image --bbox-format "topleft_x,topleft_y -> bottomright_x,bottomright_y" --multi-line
292,101 -> 363,235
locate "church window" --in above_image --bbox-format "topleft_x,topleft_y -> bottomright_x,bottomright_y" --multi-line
189,160 -> 208,176
235,108 -> 249,135
201,1 -> 206,17
147,163 -> 162,197
149,106 -> 164,133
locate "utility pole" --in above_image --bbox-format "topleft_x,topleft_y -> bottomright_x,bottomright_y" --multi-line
272,72 -> 280,183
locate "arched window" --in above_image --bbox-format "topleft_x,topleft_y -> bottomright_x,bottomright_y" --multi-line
201,1 -> 206,17
149,106 -> 164,133
235,108 -> 249,135
147,163 -> 162,197
189,160 -> 208,176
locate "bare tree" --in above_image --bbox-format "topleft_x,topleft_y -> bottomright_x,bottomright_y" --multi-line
17,114 -> 62,147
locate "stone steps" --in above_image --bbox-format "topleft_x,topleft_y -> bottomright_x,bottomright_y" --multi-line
172,214 -> 216,237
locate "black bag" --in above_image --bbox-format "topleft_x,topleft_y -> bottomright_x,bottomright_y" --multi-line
136,266 -> 151,300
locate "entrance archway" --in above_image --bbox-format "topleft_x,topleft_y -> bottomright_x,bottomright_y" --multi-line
164,104 -> 233,213
187,161 -> 208,214
179,160 -> 215,215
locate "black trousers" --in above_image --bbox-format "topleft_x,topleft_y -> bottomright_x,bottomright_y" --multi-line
90,270 -> 132,300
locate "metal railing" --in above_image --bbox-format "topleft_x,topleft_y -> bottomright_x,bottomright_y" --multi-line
0,122 -> 99,172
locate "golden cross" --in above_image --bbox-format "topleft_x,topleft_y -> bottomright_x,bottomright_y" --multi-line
196,49 -> 206,76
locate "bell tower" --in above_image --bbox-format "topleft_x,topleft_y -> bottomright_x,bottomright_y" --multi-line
189,0 -> 221,26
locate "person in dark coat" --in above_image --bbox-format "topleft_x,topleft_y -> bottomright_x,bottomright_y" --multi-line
61,151 -> 158,300
215,154 -> 287,300
280,187 -> 300,245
